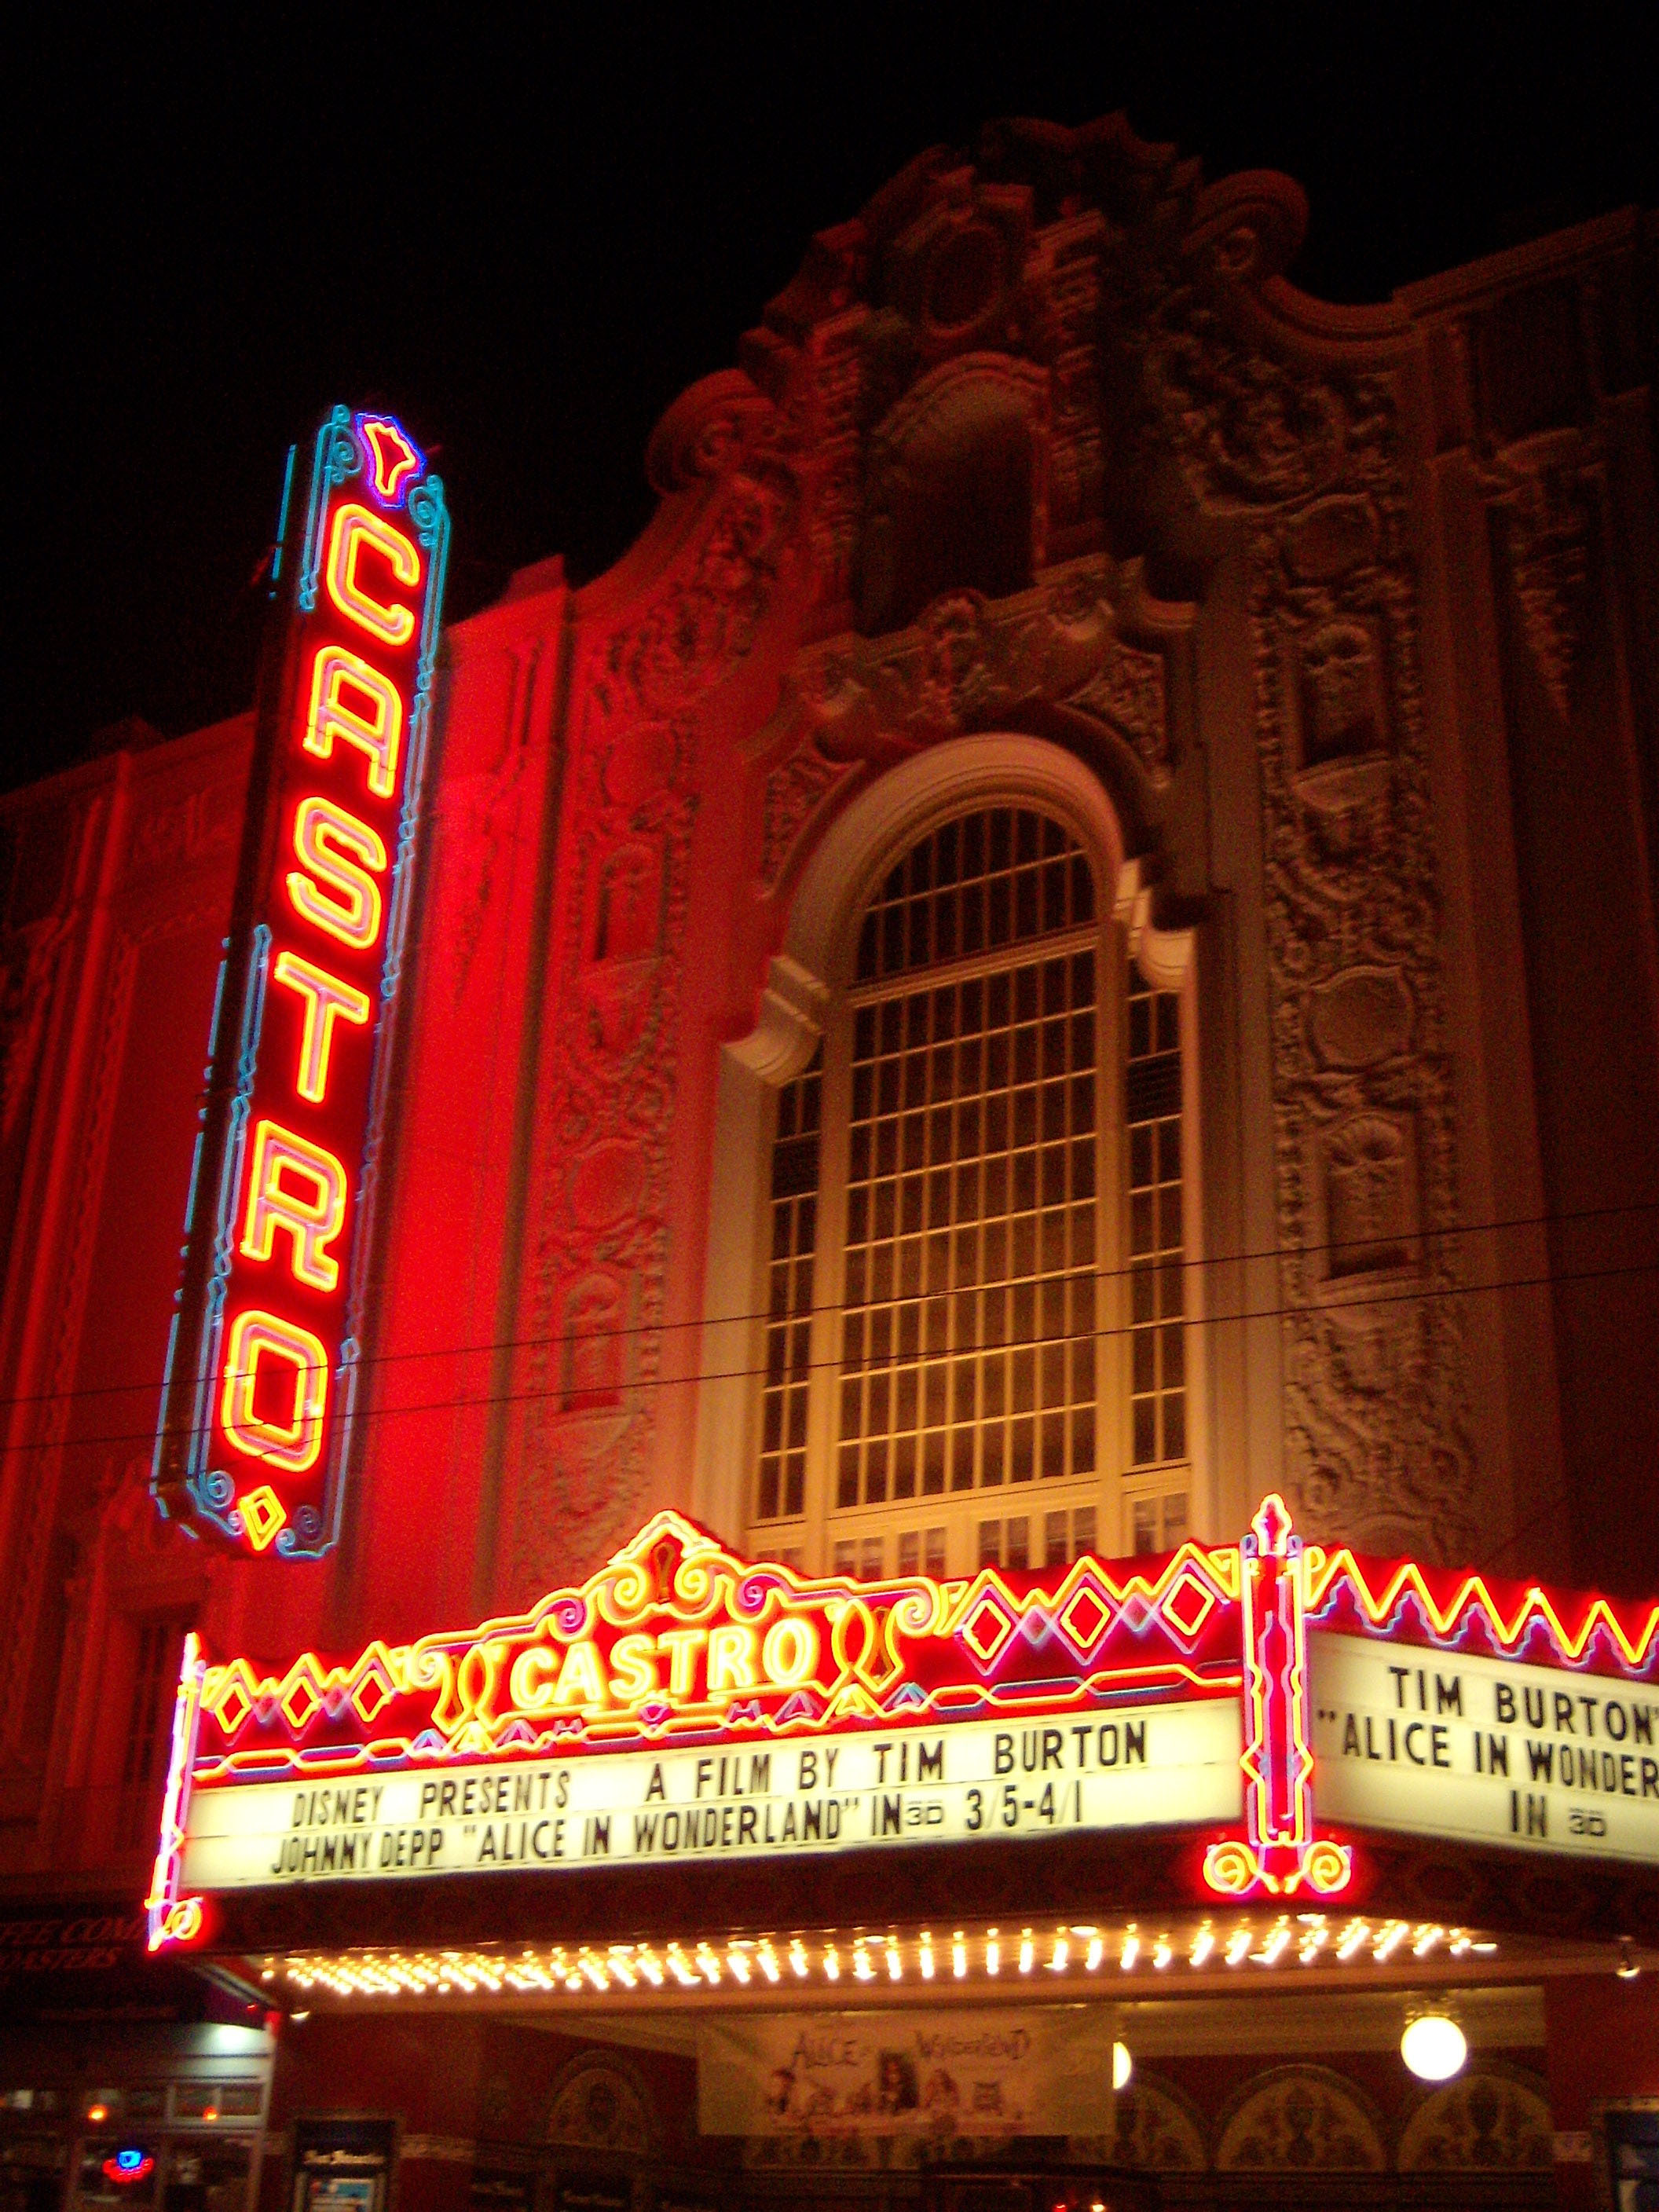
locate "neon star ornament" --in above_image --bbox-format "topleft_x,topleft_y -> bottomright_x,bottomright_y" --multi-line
357,412 -> 424,507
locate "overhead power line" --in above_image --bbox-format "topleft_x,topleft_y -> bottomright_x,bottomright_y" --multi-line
0,1194 -> 1654,1425
4,1250 -> 1656,1464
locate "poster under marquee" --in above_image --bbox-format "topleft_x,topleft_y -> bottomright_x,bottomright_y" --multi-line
698,2009 -> 1118,2144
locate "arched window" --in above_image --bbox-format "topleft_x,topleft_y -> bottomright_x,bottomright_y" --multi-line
743,791 -> 1194,1577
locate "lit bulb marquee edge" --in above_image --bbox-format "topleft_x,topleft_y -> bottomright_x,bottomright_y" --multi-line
145,1496 -> 1659,1951
152,407 -> 449,1559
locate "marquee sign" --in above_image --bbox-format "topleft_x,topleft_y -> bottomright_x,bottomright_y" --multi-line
152,407 -> 450,1559
145,1499 -> 1659,1949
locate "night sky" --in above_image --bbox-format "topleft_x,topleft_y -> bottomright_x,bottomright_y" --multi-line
10,5 -> 1656,793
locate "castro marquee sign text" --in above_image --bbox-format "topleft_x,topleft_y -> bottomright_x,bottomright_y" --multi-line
1312,1632 -> 1659,1866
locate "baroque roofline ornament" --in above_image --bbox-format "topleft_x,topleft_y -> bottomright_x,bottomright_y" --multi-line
755,555 -> 1185,899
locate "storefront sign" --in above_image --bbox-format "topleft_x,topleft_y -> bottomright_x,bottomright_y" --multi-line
146,1497 -> 1659,1949
153,406 -> 449,1561
1311,1631 -> 1659,1863
698,2009 -> 1115,2141
291,2120 -> 396,2212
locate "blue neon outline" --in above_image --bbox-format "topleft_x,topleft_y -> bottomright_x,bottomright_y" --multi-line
156,405 -> 452,1561
269,443 -> 297,589
179,925 -> 271,1544
296,405 -> 360,616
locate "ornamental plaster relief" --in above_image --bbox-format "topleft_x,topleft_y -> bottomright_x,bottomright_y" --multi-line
1490,434 -> 1602,723
756,556 -> 1175,902
522,116 -> 1495,1578
1128,240 -> 1478,1555
506,447 -> 800,1593
1241,413 -> 1478,1558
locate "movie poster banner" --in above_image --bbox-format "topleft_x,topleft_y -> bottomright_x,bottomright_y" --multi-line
698,2009 -> 1115,2144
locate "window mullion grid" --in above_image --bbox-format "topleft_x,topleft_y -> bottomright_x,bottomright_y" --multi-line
756,806 -> 1124,1582
840,940 -> 1101,1543
756,1049 -> 823,1529
1127,982 -> 1187,1473
804,1031 -> 855,1571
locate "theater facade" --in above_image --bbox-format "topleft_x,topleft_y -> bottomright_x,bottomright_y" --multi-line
2,116 -> 1656,2212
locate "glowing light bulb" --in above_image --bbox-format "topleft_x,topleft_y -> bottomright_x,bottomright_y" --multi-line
1119,1930 -> 1140,1971
1018,1931 -> 1035,1975
1335,1919 -> 1369,1962
953,1934 -> 967,1979
1085,1936 -> 1104,1971
1112,2042 -> 1133,2090
1401,2015 -> 1467,2082
1188,1927 -> 1214,1969
1253,1923 -> 1291,1966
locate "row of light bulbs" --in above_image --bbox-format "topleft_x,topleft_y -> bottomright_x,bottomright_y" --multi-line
267,1914 -> 1495,2004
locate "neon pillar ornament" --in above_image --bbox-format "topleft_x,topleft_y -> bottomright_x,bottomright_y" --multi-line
152,407 -> 449,1557
102,2155 -> 156,2188
145,1629 -> 207,1950
1203,1495 -> 1351,1899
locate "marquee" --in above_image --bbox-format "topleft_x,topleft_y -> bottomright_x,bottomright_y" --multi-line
152,406 -> 450,1559
145,1497 -> 1659,1950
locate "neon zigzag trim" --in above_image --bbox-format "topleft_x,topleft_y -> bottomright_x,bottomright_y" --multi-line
1306,1549 -> 1659,1672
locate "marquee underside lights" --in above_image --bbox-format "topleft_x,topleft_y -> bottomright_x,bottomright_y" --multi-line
152,406 -> 449,1558
146,1500 -> 1659,1953
258,1914 -> 1502,2008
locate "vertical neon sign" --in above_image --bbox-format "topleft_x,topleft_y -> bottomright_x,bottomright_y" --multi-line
153,407 -> 449,1558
